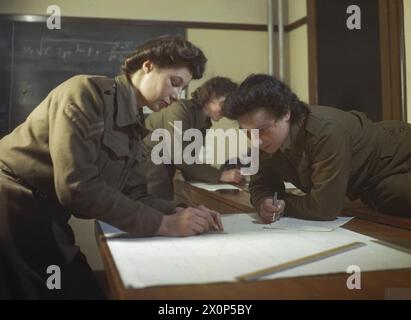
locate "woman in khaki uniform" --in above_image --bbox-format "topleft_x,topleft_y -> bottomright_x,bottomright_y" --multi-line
223,74 -> 411,222
0,35 -> 222,299
143,77 -> 243,200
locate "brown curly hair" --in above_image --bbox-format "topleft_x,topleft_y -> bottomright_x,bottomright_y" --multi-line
223,74 -> 309,124
191,77 -> 238,107
122,35 -> 207,80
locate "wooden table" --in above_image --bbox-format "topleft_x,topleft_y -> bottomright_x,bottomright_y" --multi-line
96,180 -> 411,300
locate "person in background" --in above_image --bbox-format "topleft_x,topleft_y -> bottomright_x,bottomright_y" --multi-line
144,76 -> 244,200
0,35 -> 222,299
223,74 -> 411,223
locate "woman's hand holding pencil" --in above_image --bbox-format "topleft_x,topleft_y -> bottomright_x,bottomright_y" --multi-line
258,192 -> 285,223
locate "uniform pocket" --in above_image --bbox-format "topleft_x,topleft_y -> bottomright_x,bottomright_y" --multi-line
102,131 -> 130,158
96,131 -> 131,189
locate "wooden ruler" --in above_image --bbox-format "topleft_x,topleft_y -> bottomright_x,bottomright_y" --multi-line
237,241 -> 366,282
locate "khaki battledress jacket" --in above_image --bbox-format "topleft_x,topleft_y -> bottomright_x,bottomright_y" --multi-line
143,99 -> 221,200
0,74 -> 177,235
0,74 -> 180,298
250,106 -> 411,219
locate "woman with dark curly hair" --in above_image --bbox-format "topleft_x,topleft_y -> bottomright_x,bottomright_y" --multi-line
223,74 -> 411,223
0,35 -> 223,299
144,76 -> 242,201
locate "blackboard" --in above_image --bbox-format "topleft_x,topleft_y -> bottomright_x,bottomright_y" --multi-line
316,0 -> 382,121
0,17 -> 185,137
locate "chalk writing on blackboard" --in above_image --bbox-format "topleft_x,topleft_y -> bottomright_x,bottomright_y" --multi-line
21,38 -> 136,62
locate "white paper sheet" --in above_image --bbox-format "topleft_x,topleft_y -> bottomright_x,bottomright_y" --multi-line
220,214 -> 354,232
188,181 -> 296,193
99,214 -> 353,237
188,181 -> 241,191
99,214 -> 411,289
284,182 -> 297,189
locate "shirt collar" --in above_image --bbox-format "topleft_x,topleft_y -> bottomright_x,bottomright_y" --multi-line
279,115 -> 306,154
114,74 -> 149,137
279,128 -> 292,152
114,74 -> 140,128
192,100 -> 212,129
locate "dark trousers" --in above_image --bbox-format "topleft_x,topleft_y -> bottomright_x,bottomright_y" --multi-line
0,171 -> 105,300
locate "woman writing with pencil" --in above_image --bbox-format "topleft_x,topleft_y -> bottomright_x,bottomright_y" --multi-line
143,76 -> 243,201
0,35 -> 222,299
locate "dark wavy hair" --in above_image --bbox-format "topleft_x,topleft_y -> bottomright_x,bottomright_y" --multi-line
121,35 -> 207,79
223,74 -> 310,123
191,77 -> 238,107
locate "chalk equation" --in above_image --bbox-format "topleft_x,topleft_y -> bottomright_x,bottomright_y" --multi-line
21,38 -> 137,62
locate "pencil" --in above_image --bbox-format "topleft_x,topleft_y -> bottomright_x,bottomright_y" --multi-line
273,192 -> 278,205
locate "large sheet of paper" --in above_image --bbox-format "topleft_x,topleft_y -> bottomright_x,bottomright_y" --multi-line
99,214 -> 411,289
